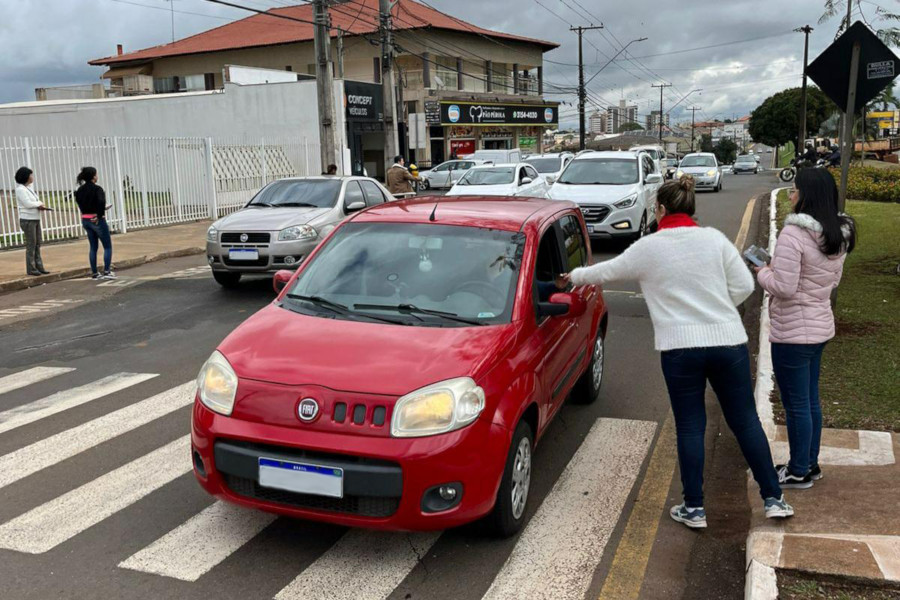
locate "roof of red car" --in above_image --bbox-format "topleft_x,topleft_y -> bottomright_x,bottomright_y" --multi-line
90,0 -> 558,65
354,196 -> 569,231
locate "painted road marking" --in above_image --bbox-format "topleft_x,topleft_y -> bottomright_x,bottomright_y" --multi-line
274,530 -> 441,600
96,278 -> 138,287
597,417 -> 678,600
734,196 -> 758,250
482,418 -> 656,600
0,299 -> 83,320
0,372 -> 158,436
0,367 -> 76,396
0,435 -> 191,554
119,501 -> 276,582
0,382 -> 194,489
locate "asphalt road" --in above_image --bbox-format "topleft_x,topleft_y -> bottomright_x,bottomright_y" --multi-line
0,171 -> 778,600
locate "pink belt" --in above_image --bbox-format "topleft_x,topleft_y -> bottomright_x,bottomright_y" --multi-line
82,214 -> 97,219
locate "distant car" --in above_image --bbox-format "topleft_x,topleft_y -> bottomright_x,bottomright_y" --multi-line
629,144 -> 666,175
733,155 -> 759,174
446,163 -> 549,198
524,152 -> 575,184
206,176 -> 394,287
419,159 -> 488,190
546,150 -> 662,240
753,154 -> 761,162
676,153 -> 722,192
663,157 -> 679,179
766,149 -> 773,153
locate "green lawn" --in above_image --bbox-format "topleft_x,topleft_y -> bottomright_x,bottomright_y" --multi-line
779,570 -> 900,599
777,141 -> 796,168
773,190 -> 900,431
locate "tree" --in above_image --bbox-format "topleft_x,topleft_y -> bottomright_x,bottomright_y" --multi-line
619,121 -> 644,132
874,82 -> 899,110
820,0 -> 900,46
714,137 -> 738,165
748,86 -> 835,148
699,134 -> 714,153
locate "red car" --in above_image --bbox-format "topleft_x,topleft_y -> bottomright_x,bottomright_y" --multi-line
191,196 -> 608,536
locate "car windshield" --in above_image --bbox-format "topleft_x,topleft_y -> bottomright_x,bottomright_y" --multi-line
248,179 -> 342,208
286,223 -> 524,326
527,158 -> 563,173
457,167 -> 515,185
557,158 -> 638,185
680,156 -> 717,168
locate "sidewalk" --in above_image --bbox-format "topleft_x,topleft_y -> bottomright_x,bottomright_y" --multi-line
0,220 -> 210,294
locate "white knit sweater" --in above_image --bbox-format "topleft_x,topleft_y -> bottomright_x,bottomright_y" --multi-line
570,227 -> 754,351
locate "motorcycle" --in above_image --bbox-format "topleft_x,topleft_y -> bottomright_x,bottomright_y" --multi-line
779,158 -> 826,182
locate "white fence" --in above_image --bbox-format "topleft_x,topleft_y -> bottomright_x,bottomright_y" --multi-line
0,136 -> 321,249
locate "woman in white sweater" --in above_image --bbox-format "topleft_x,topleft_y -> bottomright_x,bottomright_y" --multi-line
563,176 -> 791,529
14,167 -> 50,276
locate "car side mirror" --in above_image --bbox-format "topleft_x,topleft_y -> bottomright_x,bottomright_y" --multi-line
273,269 -> 293,294
645,173 -> 662,184
546,175 -> 557,183
345,201 -> 366,213
520,177 -> 533,185
548,291 -> 586,317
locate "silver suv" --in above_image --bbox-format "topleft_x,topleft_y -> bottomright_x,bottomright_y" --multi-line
206,176 -> 394,287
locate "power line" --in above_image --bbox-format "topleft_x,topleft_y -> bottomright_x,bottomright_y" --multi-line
108,0 -> 234,20
202,0 -> 317,25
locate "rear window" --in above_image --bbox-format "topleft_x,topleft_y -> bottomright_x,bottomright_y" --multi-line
457,167 -> 515,185
527,157 -> 563,173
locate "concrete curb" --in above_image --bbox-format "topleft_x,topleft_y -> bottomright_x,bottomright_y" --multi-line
0,246 -> 205,295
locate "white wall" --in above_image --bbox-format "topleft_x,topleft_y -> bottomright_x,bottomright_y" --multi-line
225,65 -> 302,85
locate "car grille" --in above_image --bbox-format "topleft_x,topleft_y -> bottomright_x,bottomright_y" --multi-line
222,256 -> 270,267
224,474 -> 400,518
580,206 -> 611,224
221,232 -> 270,244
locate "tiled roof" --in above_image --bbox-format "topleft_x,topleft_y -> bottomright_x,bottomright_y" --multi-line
90,0 -> 558,66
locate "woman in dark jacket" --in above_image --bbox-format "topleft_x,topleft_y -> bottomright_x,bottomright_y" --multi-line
74,167 -> 115,280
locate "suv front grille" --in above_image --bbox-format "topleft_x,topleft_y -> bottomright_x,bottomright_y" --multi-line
581,206 -> 611,224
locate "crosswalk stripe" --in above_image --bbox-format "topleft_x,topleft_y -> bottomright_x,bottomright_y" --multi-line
0,367 -> 76,396
0,435 -> 191,554
482,418 -> 657,600
118,501 -> 276,581
0,372 -> 158,436
0,382 -> 195,490
274,530 -> 441,600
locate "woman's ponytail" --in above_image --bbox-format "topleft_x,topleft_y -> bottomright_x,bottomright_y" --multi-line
77,166 -> 97,185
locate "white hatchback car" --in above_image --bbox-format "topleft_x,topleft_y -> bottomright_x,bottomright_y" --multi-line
524,152 -> 575,184
546,151 -> 662,240
446,163 -> 549,198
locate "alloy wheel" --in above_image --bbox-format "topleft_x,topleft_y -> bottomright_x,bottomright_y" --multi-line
510,438 -> 532,520
592,335 -> 604,391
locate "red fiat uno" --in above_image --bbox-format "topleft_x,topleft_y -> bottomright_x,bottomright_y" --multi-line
192,196 -> 607,536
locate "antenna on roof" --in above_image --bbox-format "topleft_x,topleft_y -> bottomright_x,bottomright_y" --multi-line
429,202 -> 438,222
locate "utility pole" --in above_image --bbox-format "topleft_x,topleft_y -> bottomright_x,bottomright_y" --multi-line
651,83 -> 672,144
796,25 -> 814,156
689,106 -> 700,152
336,27 -> 344,79
570,25 -> 604,150
380,0 -> 399,171
313,0 -> 338,172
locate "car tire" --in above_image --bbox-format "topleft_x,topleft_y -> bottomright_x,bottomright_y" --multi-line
572,331 -> 604,404
422,179 -> 430,190
487,420 -> 534,538
632,213 -> 648,241
212,271 -> 241,288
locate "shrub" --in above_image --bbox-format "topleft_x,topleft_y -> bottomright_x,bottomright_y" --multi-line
826,167 -> 900,203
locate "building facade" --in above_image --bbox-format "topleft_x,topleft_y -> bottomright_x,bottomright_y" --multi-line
589,110 -> 605,135
645,110 -> 670,133
604,100 -> 638,134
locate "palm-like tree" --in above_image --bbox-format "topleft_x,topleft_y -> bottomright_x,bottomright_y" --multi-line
820,0 -> 900,45
874,83 -> 900,111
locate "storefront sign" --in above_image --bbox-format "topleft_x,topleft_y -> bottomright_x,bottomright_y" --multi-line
450,139 -> 476,156
440,101 -> 558,126
344,80 -> 383,122
425,101 -> 441,125
449,126 -> 475,138
481,127 -> 515,139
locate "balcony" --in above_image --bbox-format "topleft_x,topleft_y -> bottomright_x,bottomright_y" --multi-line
400,70 -> 539,96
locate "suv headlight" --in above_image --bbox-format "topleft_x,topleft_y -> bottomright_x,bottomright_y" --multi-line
196,350 -> 238,416
614,194 -> 638,209
278,225 -> 317,241
391,377 -> 485,438
706,169 -> 717,177
206,226 -> 218,242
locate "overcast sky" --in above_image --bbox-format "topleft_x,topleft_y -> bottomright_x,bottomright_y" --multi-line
0,0 -> 893,127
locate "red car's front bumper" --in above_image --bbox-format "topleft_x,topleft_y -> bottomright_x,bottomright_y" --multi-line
191,398 -> 512,530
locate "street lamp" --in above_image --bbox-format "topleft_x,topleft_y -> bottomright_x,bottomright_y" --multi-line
584,37 -> 648,87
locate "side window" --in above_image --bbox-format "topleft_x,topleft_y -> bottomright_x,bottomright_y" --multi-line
434,163 -> 450,172
343,181 -> 365,211
643,156 -> 654,177
461,161 -> 474,170
526,166 -> 539,180
449,161 -> 463,171
360,180 -> 386,207
533,227 -> 564,309
559,215 -> 588,272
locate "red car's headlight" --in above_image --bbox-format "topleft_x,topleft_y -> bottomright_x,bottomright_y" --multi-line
391,377 -> 485,438
196,350 -> 238,416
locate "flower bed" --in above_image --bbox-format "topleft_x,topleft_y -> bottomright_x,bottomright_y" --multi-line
828,166 -> 900,203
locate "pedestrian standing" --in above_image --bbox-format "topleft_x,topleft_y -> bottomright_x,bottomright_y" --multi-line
14,167 -> 50,276
562,177 -> 792,528
385,156 -> 419,196
74,167 -> 115,280
756,169 -> 855,489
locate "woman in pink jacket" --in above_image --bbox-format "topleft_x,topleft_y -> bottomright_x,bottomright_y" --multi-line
756,169 -> 856,489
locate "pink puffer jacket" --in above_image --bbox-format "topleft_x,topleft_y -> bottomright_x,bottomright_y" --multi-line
757,213 -> 848,344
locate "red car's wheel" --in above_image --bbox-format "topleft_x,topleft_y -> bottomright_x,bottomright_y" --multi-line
487,420 -> 533,537
572,331 -> 604,404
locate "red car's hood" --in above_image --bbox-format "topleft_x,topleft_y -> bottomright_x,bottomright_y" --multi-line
218,304 -> 518,396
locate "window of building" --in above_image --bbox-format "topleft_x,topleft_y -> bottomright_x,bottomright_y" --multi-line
373,57 -> 381,83
204,73 -> 216,90
153,77 -> 176,93
285,65 -> 293,72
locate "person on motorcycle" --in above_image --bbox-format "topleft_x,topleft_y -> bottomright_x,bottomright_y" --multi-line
801,144 -> 817,165
826,145 -> 841,167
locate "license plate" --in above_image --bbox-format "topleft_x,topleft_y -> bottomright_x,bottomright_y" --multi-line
258,458 -> 343,498
586,225 -> 594,233
228,249 -> 259,261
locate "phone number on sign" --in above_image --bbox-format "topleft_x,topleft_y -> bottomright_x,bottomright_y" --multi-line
512,111 -> 539,119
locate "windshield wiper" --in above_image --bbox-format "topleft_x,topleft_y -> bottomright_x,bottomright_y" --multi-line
276,202 -> 319,207
285,294 -> 408,325
354,303 -> 485,326
249,201 -> 275,207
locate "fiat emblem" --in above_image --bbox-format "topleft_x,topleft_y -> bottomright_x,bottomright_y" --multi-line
240,233 -> 249,243
297,398 -> 319,422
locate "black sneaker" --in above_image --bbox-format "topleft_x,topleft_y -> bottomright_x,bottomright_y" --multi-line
91,273 -> 102,280
809,465 -> 823,481
776,464 -> 813,489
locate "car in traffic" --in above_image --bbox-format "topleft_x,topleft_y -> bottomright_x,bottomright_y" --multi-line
733,155 -> 759,174
206,176 -> 394,287
524,152 -> 575,184
446,163 -> 549,198
662,157 -> 679,179
676,153 -> 723,192
419,159 -> 488,190
629,144 -> 666,175
192,196 -> 609,536
546,150 -> 662,241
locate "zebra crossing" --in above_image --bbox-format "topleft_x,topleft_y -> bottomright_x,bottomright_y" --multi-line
0,364 -> 658,599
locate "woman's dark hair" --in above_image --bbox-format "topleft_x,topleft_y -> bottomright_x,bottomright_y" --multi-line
77,166 -> 97,185
14,167 -> 33,185
794,168 -> 856,255
657,175 -> 696,216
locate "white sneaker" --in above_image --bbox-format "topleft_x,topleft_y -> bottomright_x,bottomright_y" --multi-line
102,271 -> 117,280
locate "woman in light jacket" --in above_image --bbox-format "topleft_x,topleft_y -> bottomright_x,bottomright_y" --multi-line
14,167 -> 50,276
756,169 -> 856,489
562,176 -> 792,529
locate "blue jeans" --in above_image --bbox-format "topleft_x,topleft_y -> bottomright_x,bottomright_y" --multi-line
772,342 -> 826,477
82,218 -> 113,274
661,344 -> 782,507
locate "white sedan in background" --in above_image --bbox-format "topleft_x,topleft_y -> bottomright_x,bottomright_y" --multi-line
445,163 -> 549,198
